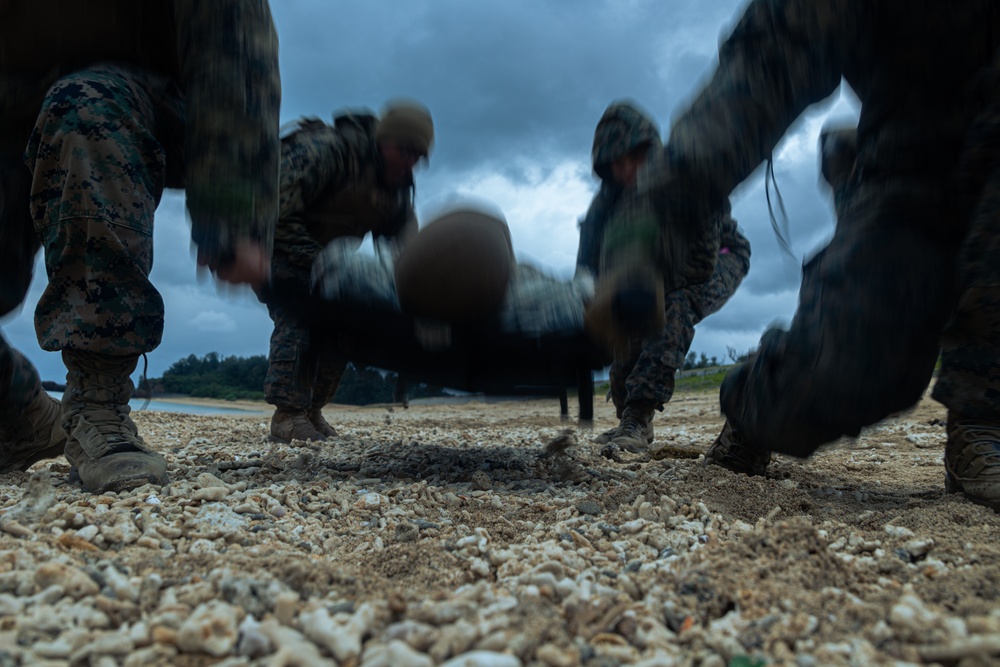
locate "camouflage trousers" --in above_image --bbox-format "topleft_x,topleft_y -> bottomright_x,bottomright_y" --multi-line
18,64 -> 185,355
720,170 -> 980,457
261,248 -> 347,410
262,301 -> 347,410
610,228 -> 750,415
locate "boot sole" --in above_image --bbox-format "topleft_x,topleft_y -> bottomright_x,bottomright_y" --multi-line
704,451 -> 769,477
0,440 -> 67,474
945,472 -> 1000,513
69,467 -> 169,494
268,434 -> 329,444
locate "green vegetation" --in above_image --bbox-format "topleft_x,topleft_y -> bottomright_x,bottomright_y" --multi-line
594,366 -> 729,399
676,368 -> 729,393
147,352 -> 267,401
143,352 -> 446,405
593,349 -> 743,398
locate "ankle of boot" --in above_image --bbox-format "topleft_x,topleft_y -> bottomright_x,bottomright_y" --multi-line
623,401 -> 656,420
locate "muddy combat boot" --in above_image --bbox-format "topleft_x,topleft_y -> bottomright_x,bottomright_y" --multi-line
944,414 -> 1000,512
704,420 -> 771,476
594,419 -> 654,446
593,425 -> 622,445
1,340 -> 67,472
594,377 -> 629,445
270,406 -> 327,443
306,363 -> 343,439
307,405 -> 338,439
610,403 -> 656,453
62,350 -> 168,493
0,377 -> 67,474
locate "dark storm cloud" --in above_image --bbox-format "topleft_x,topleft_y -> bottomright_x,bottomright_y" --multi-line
272,0 -> 742,179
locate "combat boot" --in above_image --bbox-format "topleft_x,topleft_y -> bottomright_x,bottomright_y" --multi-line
307,362 -> 344,439
62,350 -> 168,493
704,420 -> 771,476
270,406 -> 327,443
0,340 -> 67,472
610,403 -> 656,452
593,425 -> 621,445
944,414 -> 1000,512
594,420 -> 654,446
1,392 -> 67,473
307,405 -> 338,439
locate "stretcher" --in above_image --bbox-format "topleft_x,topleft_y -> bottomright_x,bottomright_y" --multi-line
269,243 -> 611,420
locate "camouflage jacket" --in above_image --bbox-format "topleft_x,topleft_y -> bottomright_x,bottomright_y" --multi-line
275,112 -> 417,263
0,0 -> 281,265
637,0 -> 1000,248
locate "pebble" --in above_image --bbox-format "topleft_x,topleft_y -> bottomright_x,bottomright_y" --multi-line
439,651 -> 523,667
34,562 -> 99,600
177,601 -> 242,656
362,639 -> 435,667
903,538 -> 934,560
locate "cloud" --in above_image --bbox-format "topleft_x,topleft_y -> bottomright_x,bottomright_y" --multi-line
189,311 -> 239,334
440,159 -> 595,273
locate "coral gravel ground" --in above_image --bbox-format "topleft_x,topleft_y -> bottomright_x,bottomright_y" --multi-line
0,386 -> 999,666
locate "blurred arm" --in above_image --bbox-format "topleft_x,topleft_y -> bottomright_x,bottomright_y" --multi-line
175,0 -> 281,285
643,0 -> 854,218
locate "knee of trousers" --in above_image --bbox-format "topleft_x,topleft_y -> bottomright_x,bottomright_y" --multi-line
722,317 -> 940,459
27,66 -> 167,233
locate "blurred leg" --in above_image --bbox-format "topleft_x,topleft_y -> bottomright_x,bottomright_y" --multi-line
934,161 -> 1000,510
721,175 -> 957,457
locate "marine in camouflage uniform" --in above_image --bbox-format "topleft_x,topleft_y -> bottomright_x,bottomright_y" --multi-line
577,102 -> 750,452
0,0 -> 281,492
261,101 -> 433,443
602,0 -> 1000,510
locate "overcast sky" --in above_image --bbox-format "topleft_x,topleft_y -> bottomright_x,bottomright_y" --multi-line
4,0 -> 861,384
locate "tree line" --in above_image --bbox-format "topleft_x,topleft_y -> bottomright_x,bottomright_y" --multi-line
682,345 -> 753,371
135,345 -> 756,405
139,352 -> 447,405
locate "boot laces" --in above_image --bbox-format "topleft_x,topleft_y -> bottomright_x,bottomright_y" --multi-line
620,416 -> 647,439
953,421 -> 1000,464
67,377 -> 138,444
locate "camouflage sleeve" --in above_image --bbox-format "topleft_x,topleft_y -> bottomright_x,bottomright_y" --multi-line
603,0 -> 855,295
271,216 -> 324,291
375,203 -> 418,264
576,185 -> 616,276
718,205 -> 752,274
174,0 -> 281,264
642,0 -> 857,216
278,123 -> 368,219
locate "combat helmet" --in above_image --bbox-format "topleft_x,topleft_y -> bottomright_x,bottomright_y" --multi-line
375,99 -> 435,159
592,100 -> 662,181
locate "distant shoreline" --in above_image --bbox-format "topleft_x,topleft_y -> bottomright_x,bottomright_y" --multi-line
151,395 -> 273,412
